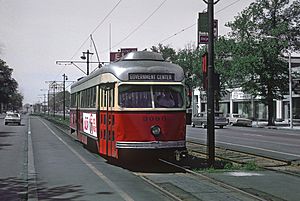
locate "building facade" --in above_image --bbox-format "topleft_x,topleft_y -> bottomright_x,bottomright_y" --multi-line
192,57 -> 300,121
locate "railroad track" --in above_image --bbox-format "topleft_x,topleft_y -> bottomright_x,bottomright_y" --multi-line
187,141 -> 300,176
133,158 -> 268,201
138,145 -> 300,201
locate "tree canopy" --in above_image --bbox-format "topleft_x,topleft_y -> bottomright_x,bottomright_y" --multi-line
151,0 -> 300,126
216,0 -> 300,125
0,59 -> 23,111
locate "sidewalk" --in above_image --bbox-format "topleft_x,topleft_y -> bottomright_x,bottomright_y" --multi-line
252,120 -> 300,130
206,169 -> 300,201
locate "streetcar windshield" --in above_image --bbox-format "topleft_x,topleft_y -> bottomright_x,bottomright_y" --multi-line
118,85 -> 184,108
119,85 -> 152,108
153,85 -> 183,108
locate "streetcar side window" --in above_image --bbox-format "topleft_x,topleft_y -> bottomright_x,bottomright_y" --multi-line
71,93 -> 76,108
80,86 -> 96,108
153,85 -> 183,108
118,85 -> 152,108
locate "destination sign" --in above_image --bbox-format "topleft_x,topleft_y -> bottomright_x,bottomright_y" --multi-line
128,73 -> 175,81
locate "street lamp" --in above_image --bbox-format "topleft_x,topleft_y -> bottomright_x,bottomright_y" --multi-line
263,35 -> 293,128
288,51 -> 293,128
81,50 -> 94,75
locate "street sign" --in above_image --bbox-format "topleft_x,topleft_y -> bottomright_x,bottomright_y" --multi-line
198,13 -> 208,32
198,12 -> 218,44
199,33 -> 209,44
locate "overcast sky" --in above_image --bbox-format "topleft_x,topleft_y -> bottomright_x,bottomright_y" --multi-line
0,0 -> 255,104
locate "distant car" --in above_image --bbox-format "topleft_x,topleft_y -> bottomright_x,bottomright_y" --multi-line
191,112 -> 227,128
4,112 -> 21,125
226,113 -> 252,127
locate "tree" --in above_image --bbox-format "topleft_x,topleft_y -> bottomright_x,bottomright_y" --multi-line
0,59 -> 23,112
150,44 -> 178,62
8,92 -> 23,111
219,0 -> 300,125
177,44 -> 205,90
151,44 -> 206,106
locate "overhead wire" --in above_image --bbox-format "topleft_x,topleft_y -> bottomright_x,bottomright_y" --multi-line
53,0 -> 122,85
54,0 -> 243,85
108,0 -> 168,51
156,0 -> 243,45
70,0 -> 123,60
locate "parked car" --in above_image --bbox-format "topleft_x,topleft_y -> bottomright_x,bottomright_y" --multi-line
4,112 -> 21,125
226,113 -> 252,127
191,112 -> 227,128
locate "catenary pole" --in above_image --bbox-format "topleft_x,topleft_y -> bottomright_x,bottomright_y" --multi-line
203,0 -> 219,166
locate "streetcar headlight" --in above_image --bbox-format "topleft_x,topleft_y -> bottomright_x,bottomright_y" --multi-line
151,125 -> 161,136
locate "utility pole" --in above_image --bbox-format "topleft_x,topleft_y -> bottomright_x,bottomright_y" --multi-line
203,0 -> 219,167
46,80 -> 74,118
40,89 -> 48,114
47,89 -> 50,116
62,74 -> 68,120
46,81 -> 60,117
53,82 -> 57,117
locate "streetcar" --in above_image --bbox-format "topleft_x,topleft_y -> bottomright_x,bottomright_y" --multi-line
70,51 -> 187,160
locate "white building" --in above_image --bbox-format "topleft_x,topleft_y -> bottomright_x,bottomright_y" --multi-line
192,57 -> 300,121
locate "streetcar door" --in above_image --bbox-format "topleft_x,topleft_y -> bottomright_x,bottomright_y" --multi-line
100,83 -> 115,157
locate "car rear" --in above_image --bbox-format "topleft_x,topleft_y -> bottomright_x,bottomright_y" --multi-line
4,113 -> 21,125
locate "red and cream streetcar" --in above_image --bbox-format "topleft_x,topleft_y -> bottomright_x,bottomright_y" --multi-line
70,51 -> 187,159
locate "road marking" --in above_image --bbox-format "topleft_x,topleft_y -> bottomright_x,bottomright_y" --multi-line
27,117 -> 38,201
233,132 -> 263,137
39,118 -> 134,201
188,137 -> 300,158
226,172 -> 264,177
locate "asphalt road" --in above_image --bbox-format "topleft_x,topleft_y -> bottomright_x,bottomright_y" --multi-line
0,114 -> 28,200
0,115 -> 174,200
187,125 -> 300,162
1,114 -> 300,201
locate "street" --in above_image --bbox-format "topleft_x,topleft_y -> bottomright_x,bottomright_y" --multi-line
0,115 -> 173,200
0,114 -> 27,200
1,114 -> 300,201
187,125 -> 300,162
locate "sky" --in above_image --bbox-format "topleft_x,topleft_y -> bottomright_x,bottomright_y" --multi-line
0,0 -> 255,104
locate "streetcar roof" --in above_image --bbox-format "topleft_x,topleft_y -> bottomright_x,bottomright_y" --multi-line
71,51 -> 185,90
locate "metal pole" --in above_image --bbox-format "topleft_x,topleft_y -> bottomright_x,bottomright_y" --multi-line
87,50 -> 90,75
44,94 -> 46,114
48,90 -> 49,116
53,82 -> 56,117
207,0 -> 215,166
289,52 -> 293,128
63,74 -> 66,120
